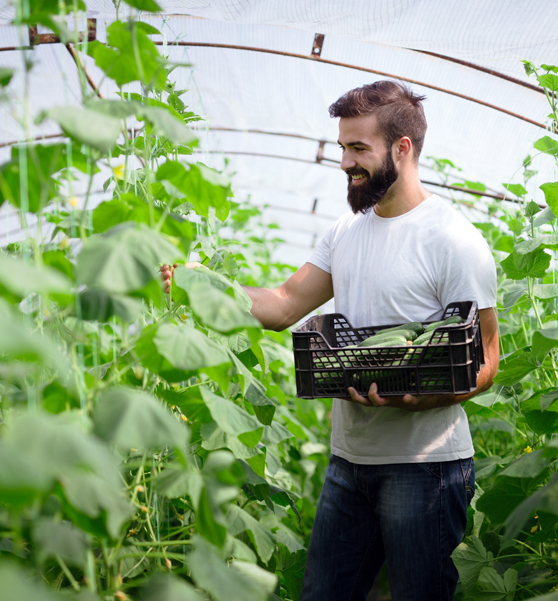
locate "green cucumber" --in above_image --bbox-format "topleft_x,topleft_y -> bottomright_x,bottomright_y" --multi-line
413,331 -> 433,346
376,321 -> 424,336
424,315 -> 465,333
358,334 -> 408,348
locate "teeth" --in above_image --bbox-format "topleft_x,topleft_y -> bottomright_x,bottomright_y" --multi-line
352,174 -> 365,180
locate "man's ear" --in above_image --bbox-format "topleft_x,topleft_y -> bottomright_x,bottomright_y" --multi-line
394,137 -> 412,161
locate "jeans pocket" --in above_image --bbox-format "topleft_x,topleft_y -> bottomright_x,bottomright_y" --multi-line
459,457 -> 475,505
417,462 -> 442,480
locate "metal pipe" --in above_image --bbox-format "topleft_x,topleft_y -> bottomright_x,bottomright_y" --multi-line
162,41 -> 552,131
195,149 -> 541,205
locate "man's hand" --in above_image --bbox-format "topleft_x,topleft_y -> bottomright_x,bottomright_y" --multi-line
159,262 -> 205,293
347,383 -> 454,411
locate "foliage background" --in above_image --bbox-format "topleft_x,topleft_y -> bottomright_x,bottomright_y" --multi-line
1,2 -> 558,601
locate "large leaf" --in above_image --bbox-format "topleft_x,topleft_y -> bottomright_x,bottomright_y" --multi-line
0,563 -> 64,601
85,100 -> 196,146
200,387 -> 264,447
504,473 -> 558,542
493,352 -> 538,386
0,256 -> 72,303
532,328 -> 558,361
534,137 -> 558,157
500,248 -> 551,280
79,288 -> 143,322
33,518 -> 89,567
84,21 -> 166,89
533,283 -> 558,300
514,234 -> 558,255
499,449 -> 555,478
472,567 -> 517,600
153,323 -> 231,372
186,281 -> 261,333
92,194 -> 192,243
189,537 -> 278,601
138,575 -> 205,601
92,388 -> 188,452
0,144 -> 88,213
77,222 -> 184,298
540,182 -> 558,217
227,504 -> 276,563
157,161 -> 231,221
476,475 -> 546,524
37,106 -> 121,153
451,536 -> 492,589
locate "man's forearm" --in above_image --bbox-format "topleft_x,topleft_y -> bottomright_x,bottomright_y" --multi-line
244,285 -> 294,331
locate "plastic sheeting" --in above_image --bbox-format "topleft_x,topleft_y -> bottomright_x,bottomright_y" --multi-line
1,1 -> 558,266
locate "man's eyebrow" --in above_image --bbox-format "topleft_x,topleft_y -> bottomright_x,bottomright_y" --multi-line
337,140 -> 371,148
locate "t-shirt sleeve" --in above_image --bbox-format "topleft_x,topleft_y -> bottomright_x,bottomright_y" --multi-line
436,225 -> 497,310
307,224 -> 333,274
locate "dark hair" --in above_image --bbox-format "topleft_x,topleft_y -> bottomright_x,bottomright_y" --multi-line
329,81 -> 427,161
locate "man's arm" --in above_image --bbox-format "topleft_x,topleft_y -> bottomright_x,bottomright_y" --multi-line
245,262 -> 334,331
348,307 -> 500,411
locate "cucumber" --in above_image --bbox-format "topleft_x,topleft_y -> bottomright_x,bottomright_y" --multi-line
413,331 -> 433,346
424,315 -> 465,333
376,321 -> 424,336
359,334 -> 408,348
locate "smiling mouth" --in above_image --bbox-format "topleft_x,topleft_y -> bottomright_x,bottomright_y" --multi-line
350,173 -> 367,184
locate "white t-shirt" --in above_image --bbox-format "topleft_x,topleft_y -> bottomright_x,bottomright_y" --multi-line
308,195 -> 497,465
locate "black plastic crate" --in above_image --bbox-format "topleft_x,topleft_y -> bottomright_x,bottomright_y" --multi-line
292,301 -> 484,399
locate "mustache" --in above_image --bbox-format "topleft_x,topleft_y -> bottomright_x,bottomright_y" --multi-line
345,167 -> 368,179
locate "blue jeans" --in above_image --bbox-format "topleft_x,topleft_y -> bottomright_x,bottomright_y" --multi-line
300,455 -> 475,601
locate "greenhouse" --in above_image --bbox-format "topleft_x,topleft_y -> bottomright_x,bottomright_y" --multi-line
1,0 -> 558,599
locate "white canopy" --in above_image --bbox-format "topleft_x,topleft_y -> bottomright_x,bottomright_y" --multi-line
1,0 -> 557,267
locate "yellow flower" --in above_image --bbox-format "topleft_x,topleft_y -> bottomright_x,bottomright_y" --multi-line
113,164 -> 125,180
115,592 -> 129,601
181,414 -> 188,422
524,446 -> 533,454
68,196 -> 79,208
58,236 -> 69,249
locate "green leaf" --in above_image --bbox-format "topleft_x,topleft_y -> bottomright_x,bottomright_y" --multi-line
33,518 -> 89,567
493,353 -> 538,386
0,439 -> 52,507
122,0 -> 162,11
537,73 -> 558,91
0,68 -> 14,87
505,473 -> 558,542
476,476 -> 544,524
84,21 -> 166,89
157,161 -> 231,222
153,323 -> 231,372
187,281 -> 261,333
0,255 -> 72,303
153,466 -> 203,503
533,284 -> 558,300
227,504 -> 276,563
276,545 -> 306,600
515,235 -> 558,255
532,328 -> 558,361
525,200 -> 541,217
189,537 -> 278,601
499,449 -> 554,478
77,222 -> 184,298
201,387 -> 264,447
534,136 -> 558,157
139,574 -> 205,601
42,249 -> 74,279
502,183 -> 527,197
500,248 -> 551,280
0,563 -> 64,601
541,182 -> 558,215
473,566 -> 517,600
58,471 -> 135,539
524,404 -> 558,436
92,388 -> 188,452
37,106 -> 121,153
451,536 -> 492,589
79,288 -> 143,322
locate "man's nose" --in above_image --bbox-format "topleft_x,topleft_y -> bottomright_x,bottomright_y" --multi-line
340,152 -> 356,172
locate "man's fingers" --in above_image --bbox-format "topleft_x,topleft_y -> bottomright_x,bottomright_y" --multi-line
347,387 -> 373,407
367,382 -> 388,406
403,394 -> 419,405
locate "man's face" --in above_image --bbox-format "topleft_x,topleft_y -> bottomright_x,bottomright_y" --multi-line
338,115 -> 399,214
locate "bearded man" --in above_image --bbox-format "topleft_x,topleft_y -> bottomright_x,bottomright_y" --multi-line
163,80 -> 499,600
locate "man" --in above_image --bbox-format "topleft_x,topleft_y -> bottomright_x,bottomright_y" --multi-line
163,80 -> 499,600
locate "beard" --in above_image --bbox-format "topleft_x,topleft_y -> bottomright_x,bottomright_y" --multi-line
346,150 -> 399,214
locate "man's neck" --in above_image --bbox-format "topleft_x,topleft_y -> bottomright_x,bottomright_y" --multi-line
372,173 -> 430,218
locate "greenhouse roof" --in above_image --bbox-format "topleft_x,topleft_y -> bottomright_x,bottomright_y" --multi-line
1,0 -> 558,266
